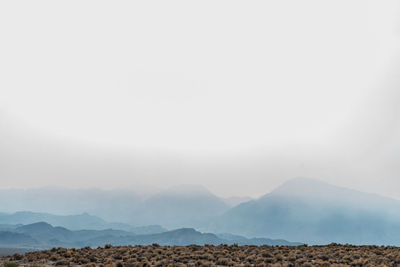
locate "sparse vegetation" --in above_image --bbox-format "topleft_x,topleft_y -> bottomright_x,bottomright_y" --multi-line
3,262 -> 18,267
2,244 -> 400,266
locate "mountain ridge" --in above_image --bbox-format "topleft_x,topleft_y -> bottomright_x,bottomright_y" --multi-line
211,177 -> 400,245
0,211 -> 166,234
0,222 -> 301,248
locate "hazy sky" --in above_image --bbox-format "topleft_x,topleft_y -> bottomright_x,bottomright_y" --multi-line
1,0 -> 400,198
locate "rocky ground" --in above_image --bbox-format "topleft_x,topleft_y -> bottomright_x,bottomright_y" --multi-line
1,244 -> 400,266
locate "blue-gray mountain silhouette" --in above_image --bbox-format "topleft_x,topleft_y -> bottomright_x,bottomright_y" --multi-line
0,222 -> 300,248
0,211 -> 165,234
212,177 -> 400,245
0,185 -> 230,229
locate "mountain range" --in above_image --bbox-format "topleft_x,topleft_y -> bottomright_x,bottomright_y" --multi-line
0,222 -> 301,249
0,185 -> 245,229
3,177 -> 400,246
210,177 -> 400,245
0,211 -> 166,234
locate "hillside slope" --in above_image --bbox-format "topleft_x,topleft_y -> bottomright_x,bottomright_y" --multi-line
212,177 -> 400,245
0,222 -> 300,248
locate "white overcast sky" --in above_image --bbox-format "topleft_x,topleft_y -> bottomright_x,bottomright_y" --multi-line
1,0 -> 400,198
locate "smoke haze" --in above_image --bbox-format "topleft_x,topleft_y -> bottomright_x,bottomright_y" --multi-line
1,0 -> 400,198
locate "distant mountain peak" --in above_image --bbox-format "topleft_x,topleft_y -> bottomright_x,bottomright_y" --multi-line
267,177 -> 346,199
168,228 -> 198,234
16,221 -> 54,232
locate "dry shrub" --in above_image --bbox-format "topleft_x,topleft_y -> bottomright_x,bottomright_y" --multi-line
2,243 -> 400,266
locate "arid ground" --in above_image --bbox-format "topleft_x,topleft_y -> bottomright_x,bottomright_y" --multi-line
1,244 -> 400,267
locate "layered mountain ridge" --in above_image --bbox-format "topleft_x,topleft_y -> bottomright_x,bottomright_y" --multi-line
211,177 -> 400,245
3,177 -> 400,246
0,222 -> 301,249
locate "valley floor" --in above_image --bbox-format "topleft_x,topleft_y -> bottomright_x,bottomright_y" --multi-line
1,244 -> 399,267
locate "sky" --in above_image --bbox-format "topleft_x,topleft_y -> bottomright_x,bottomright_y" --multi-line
0,0 -> 400,198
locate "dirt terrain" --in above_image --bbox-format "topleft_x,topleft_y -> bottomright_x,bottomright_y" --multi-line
1,244 -> 400,267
